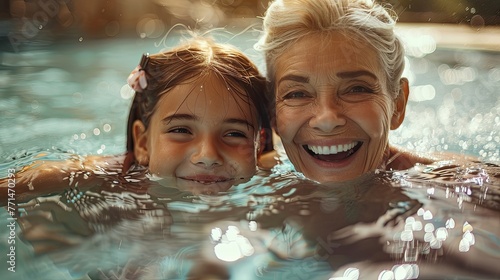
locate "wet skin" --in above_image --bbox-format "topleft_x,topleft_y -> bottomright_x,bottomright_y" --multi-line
274,32 -> 408,182
133,73 -> 260,194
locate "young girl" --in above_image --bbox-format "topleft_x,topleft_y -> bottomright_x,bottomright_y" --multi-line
0,36 -> 272,203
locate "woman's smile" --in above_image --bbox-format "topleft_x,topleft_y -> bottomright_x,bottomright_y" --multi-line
303,141 -> 362,161
274,32 -> 395,182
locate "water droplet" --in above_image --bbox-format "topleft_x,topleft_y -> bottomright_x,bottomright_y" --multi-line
120,84 -> 135,99
424,223 -> 435,233
412,221 -> 423,231
378,270 -> 394,280
417,208 -> 425,216
470,14 -> 485,30
405,217 -> 416,224
463,221 -> 473,232
430,238 -> 442,249
459,238 -> 470,252
445,218 -> 456,229
435,227 -> 448,241
393,264 -> 412,280
103,124 -> 111,132
424,231 -> 435,242
248,221 -> 257,231
400,230 -> 414,242
344,267 -> 359,280
463,231 -> 475,245
423,210 -> 433,220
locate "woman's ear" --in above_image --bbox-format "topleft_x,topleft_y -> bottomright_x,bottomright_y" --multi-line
391,78 -> 410,130
133,120 -> 150,166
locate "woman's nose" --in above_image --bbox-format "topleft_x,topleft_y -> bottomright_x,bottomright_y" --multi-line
191,137 -> 223,168
308,99 -> 346,132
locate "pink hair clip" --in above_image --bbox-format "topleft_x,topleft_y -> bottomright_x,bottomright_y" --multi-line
127,53 -> 150,92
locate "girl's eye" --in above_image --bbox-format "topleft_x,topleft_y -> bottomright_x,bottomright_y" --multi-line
168,127 -> 191,134
225,131 -> 247,138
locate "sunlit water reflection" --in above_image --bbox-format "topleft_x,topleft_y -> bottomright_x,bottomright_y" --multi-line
0,152 -> 499,279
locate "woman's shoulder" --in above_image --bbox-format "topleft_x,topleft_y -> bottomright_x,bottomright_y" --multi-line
387,145 -> 480,171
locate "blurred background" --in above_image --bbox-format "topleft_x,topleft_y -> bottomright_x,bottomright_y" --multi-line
0,0 -> 499,49
0,0 -> 499,164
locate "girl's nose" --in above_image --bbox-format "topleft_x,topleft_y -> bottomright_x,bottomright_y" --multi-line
308,99 -> 346,133
191,137 -> 223,168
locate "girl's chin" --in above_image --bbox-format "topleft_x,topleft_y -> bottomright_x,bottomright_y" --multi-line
146,174 -> 238,195
176,178 -> 236,195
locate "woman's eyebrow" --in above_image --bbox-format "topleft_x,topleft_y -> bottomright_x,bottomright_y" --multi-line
277,74 -> 309,85
161,114 -> 198,123
336,70 -> 378,80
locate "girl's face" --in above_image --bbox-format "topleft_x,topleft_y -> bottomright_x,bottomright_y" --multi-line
273,32 -> 408,183
134,73 -> 259,194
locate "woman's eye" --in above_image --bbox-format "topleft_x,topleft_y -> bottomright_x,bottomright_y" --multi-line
347,86 -> 373,93
283,91 -> 308,99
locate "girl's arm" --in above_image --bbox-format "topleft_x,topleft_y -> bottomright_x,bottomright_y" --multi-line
0,155 -> 125,206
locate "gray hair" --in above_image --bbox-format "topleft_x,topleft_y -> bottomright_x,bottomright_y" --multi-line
256,0 -> 405,100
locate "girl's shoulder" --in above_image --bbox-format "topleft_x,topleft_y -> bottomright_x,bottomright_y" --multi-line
1,154 -> 127,206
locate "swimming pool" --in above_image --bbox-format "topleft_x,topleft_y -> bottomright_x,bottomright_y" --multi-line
0,25 -> 499,279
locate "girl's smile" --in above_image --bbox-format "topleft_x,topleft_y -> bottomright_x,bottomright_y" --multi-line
134,72 -> 260,194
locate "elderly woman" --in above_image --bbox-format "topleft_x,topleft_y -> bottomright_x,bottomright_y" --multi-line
257,0 -> 437,183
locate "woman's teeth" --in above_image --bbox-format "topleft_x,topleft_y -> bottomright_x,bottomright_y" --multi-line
307,142 -> 359,155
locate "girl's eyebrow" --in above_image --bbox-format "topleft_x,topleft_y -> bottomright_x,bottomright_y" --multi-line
226,118 -> 255,130
162,114 -> 255,130
162,114 -> 198,123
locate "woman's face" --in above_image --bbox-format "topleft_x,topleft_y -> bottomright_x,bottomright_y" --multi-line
273,32 -> 406,183
134,73 -> 259,194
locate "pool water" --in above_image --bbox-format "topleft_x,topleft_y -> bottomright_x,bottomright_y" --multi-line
0,26 -> 499,279
1,159 -> 499,279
